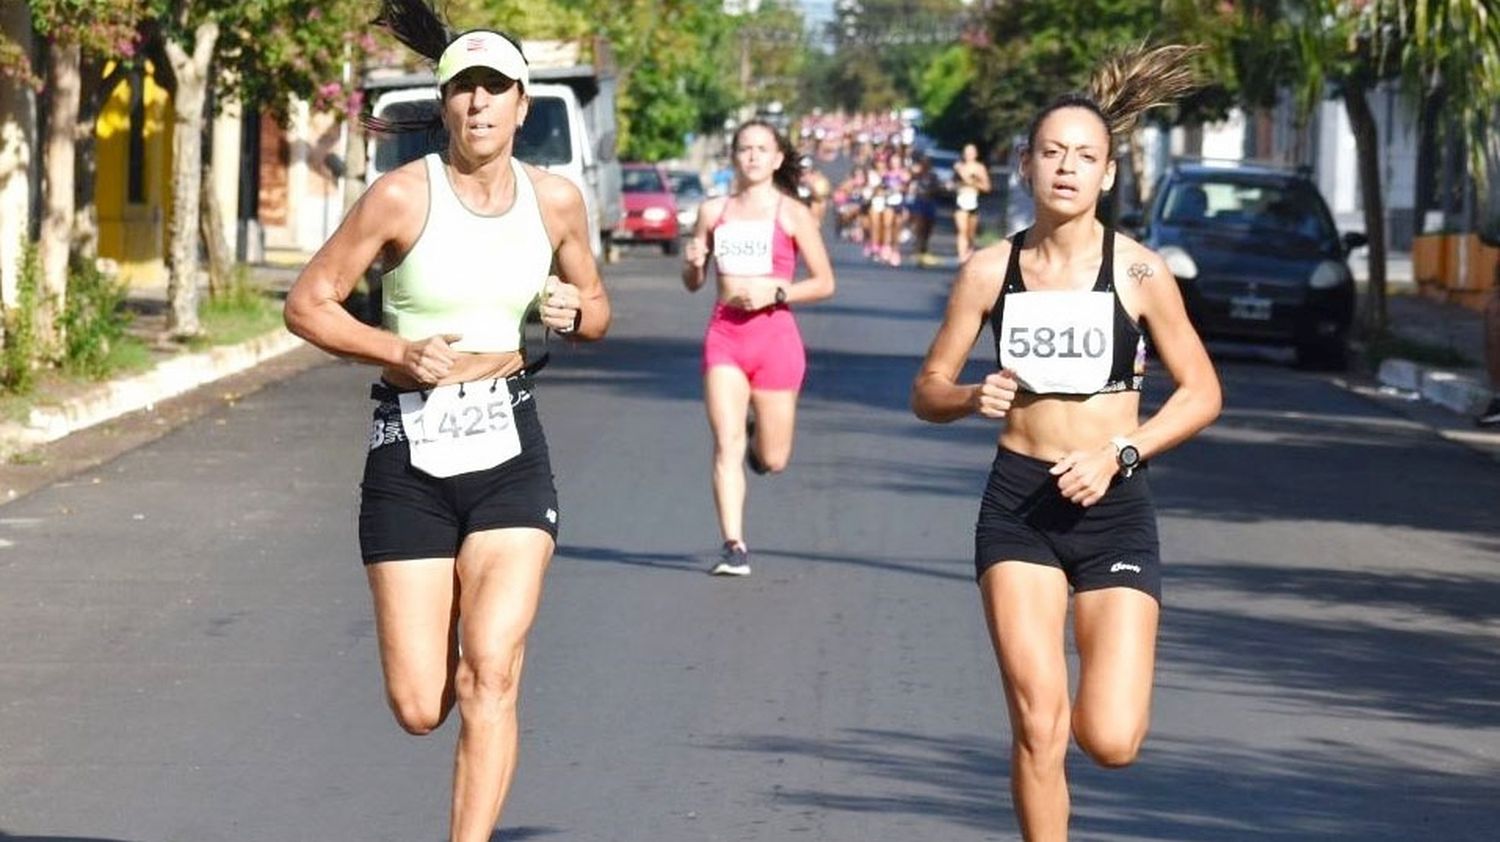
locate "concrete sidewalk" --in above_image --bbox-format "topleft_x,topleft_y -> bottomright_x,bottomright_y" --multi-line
0,257 -> 309,463
1350,250 -> 1494,418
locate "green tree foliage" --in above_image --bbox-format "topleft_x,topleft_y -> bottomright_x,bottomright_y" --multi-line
443,0 -> 747,161
2,0 -> 144,84
1277,0 -> 1500,333
809,0 -> 969,113
968,0 -> 1187,150
915,44 -> 974,146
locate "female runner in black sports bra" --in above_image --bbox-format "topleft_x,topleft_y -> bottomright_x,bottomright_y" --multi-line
911,45 -> 1221,841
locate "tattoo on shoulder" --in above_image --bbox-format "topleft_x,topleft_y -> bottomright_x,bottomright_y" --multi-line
1127,262 -> 1154,284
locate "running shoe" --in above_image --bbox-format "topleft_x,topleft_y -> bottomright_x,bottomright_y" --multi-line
711,542 -> 751,576
1477,397 -> 1500,428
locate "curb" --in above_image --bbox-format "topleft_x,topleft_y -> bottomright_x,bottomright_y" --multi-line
1376,357 -> 1492,416
0,329 -> 306,455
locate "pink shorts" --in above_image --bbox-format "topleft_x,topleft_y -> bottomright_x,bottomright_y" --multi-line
702,302 -> 806,391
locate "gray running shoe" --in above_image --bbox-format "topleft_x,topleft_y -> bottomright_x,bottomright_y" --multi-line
711,541 -> 751,576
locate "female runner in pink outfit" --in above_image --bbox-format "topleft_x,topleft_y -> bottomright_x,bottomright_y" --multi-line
682,120 -> 836,576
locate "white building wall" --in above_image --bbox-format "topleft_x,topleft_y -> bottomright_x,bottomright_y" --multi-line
1200,108 -> 1247,161
211,101 -> 242,256
1309,81 -> 1420,246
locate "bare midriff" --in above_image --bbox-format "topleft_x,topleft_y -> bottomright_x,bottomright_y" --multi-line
381,350 -> 527,390
999,390 -> 1140,461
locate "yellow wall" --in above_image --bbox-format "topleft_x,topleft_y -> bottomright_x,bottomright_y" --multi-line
96,60 -> 171,286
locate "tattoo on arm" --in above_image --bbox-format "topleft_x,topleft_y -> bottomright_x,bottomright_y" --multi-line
1127,262 -> 1154,284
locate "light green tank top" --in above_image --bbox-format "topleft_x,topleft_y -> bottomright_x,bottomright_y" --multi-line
381,154 -> 552,354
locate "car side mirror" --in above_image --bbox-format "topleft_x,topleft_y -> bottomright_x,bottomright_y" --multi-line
1341,231 -> 1369,254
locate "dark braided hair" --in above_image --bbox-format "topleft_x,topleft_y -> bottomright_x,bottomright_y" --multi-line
362,0 -> 527,135
1025,43 -> 1203,153
732,119 -> 801,197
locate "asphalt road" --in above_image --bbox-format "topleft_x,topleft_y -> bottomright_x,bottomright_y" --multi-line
2,237 -> 1498,841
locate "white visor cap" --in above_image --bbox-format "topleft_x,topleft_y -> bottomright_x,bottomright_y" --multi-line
437,30 -> 529,88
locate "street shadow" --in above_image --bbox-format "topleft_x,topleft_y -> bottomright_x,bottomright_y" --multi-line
1169,559 -> 1500,624
697,727 -> 1010,832
490,827 -> 562,841
697,728 -> 1500,840
559,543 -> 972,584
1151,429 -> 1500,536
798,452 -> 987,501
555,543 -> 701,572
0,828 -> 135,834
754,547 -> 972,583
1157,601 -> 1500,728
1068,734 -> 1500,841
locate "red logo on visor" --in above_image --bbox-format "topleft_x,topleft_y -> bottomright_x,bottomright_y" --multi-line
466,36 -> 486,52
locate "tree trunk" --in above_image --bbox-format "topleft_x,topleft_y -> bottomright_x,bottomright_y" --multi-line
1344,85 -> 1387,335
72,55 -> 125,265
39,39 -> 81,359
163,21 -> 218,338
200,168 -> 233,297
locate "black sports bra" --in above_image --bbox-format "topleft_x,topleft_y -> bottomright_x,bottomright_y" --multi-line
989,227 -> 1145,394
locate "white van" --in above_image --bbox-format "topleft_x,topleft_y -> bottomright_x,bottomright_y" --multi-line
365,71 -> 622,258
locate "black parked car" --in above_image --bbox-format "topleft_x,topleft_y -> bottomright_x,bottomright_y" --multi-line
1122,161 -> 1368,367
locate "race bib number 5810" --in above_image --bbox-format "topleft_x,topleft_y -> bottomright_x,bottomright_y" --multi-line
398,383 -> 522,478
999,290 -> 1115,394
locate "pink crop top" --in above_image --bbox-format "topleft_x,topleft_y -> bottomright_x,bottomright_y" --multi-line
710,197 -> 798,281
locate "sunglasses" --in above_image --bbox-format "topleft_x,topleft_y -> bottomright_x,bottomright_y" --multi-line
447,70 -> 518,97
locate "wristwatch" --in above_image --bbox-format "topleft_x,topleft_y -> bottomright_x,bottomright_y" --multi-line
774,285 -> 788,305
1110,436 -> 1141,478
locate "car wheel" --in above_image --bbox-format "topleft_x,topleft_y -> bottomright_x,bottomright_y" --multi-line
1296,335 -> 1349,371
661,238 -> 680,256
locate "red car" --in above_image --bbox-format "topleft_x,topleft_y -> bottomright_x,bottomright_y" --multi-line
619,163 -> 680,254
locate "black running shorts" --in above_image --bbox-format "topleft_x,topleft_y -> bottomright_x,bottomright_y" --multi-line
975,447 -> 1161,601
358,377 -> 559,564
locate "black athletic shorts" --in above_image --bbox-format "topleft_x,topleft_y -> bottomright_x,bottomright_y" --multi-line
358,376 -> 559,564
974,447 -> 1160,601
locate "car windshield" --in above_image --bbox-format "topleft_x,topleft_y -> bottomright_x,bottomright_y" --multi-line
514,97 -> 571,165
1161,178 -> 1336,242
623,167 -> 666,193
371,95 -> 573,170
667,171 -> 704,198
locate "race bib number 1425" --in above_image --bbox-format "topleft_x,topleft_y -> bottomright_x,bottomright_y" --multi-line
398,383 -> 522,478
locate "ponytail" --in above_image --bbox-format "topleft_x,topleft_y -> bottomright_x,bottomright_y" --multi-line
362,0 -> 453,135
1026,43 -> 1203,151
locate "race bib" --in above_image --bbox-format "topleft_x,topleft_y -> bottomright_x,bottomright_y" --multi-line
398,383 -> 522,478
999,290 -> 1114,394
956,190 -> 979,212
714,220 -> 774,277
